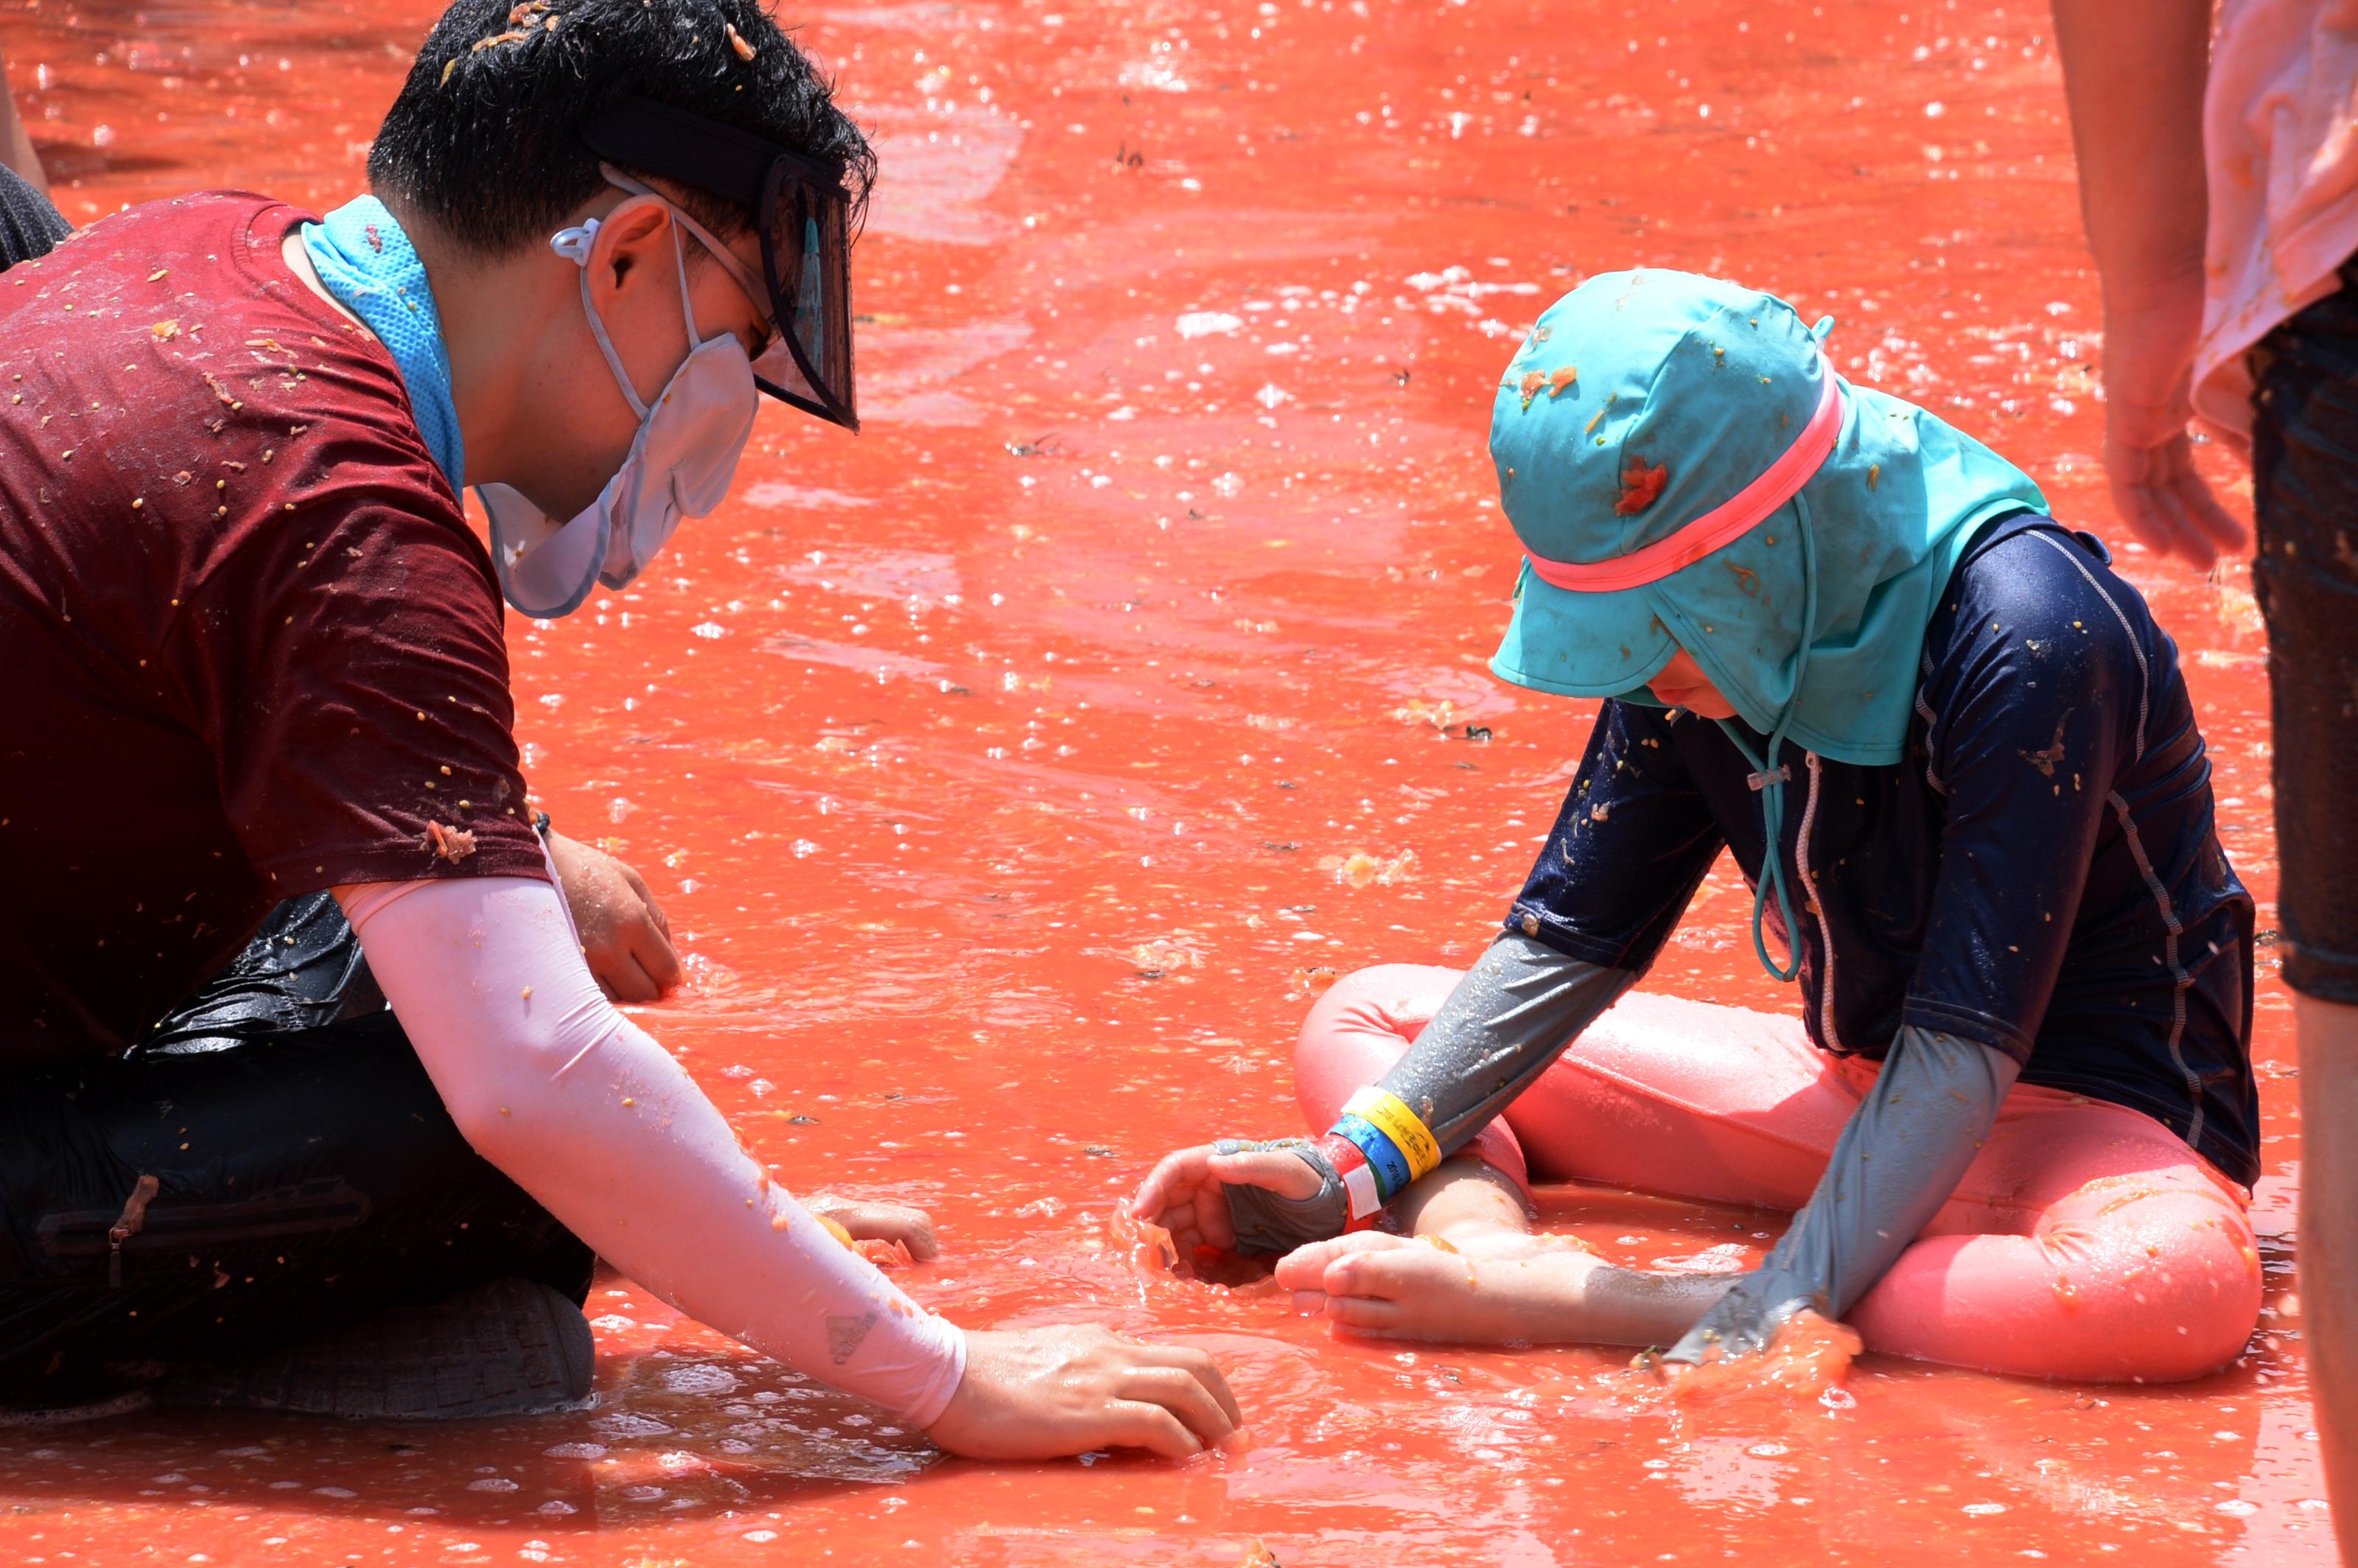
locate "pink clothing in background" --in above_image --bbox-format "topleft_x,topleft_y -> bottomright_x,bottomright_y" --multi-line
2194,0 -> 2358,442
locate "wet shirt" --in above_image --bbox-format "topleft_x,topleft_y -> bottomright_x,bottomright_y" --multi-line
1507,515 -> 2260,1187
0,192 -> 546,1068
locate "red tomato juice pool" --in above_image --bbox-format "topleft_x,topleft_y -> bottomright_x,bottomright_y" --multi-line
0,1 -> 2319,1563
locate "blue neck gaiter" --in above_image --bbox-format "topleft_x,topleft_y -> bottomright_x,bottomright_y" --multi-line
300,196 -> 465,491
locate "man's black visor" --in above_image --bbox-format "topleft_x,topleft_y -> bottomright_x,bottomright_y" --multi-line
581,94 -> 858,431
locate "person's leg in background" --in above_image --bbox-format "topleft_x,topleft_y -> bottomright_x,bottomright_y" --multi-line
2303,993 -> 2358,1533
2251,266 -> 2358,1541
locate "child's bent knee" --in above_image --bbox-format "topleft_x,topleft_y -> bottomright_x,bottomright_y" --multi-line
1855,1200 -> 2262,1382
1298,964 -> 1463,1051
1293,965 -> 1464,1130
2089,1207 -> 2263,1381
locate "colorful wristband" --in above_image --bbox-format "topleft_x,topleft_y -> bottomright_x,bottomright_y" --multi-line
1312,1132 -> 1385,1225
1340,1087 -> 1441,1186
1333,1113 -> 1413,1197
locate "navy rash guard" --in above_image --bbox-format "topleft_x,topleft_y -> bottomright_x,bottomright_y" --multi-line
1505,513 -> 2260,1188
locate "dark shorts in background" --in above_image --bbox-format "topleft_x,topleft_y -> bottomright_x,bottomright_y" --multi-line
2252,259 -> 2358,1004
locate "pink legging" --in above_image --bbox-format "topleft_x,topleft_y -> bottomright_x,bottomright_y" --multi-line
1296,965 -> 2263,1383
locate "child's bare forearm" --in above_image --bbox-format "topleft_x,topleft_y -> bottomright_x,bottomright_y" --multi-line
1402,1159 -> 1735,1348
1558,1264 -> 1735,1349
1397,1156 -> 1531,1239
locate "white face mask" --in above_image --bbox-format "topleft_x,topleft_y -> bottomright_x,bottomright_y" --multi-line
480,177 -> 762,619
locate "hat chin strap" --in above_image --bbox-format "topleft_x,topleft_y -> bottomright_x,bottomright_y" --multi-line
1710,492 -> 1821,985
1506,363 -> 1844,986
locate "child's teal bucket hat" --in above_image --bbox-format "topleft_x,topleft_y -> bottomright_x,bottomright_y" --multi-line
1488,269 -> 2048,978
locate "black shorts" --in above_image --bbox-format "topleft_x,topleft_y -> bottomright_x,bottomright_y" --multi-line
0,895 -> 592,1405
2252,261 -> 2358,1004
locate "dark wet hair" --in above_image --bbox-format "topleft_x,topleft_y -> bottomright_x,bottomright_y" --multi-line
368,0 -> 872,254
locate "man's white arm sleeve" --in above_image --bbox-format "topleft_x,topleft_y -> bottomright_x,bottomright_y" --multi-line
335,875 -> 967,1426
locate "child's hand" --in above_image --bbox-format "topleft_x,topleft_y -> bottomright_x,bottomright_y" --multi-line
1273,1231 -> 1418,1313
1129,1141 -> 1329,1258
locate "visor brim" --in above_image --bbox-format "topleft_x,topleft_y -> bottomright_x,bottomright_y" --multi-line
580,95 -> 861,431
753,334 -> 856,430
757,161 -> 857,430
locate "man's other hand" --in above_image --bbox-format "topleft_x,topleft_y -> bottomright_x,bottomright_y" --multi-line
803,1194 -> 942,1261
545,831 -> 683,1002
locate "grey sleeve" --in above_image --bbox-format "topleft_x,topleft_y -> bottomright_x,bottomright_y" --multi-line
1662,1025 -> 2020,1362
1222,933 -> 1634,1255
1375,931 -> 1635,1155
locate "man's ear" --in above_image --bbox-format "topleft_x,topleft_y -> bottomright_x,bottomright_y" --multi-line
586,196 -> 675,312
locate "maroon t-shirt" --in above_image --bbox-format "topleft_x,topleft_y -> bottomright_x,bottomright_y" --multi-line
0,190 -> 546,1067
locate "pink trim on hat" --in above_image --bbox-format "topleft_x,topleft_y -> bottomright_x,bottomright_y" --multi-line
1522,374 -> 1845,594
